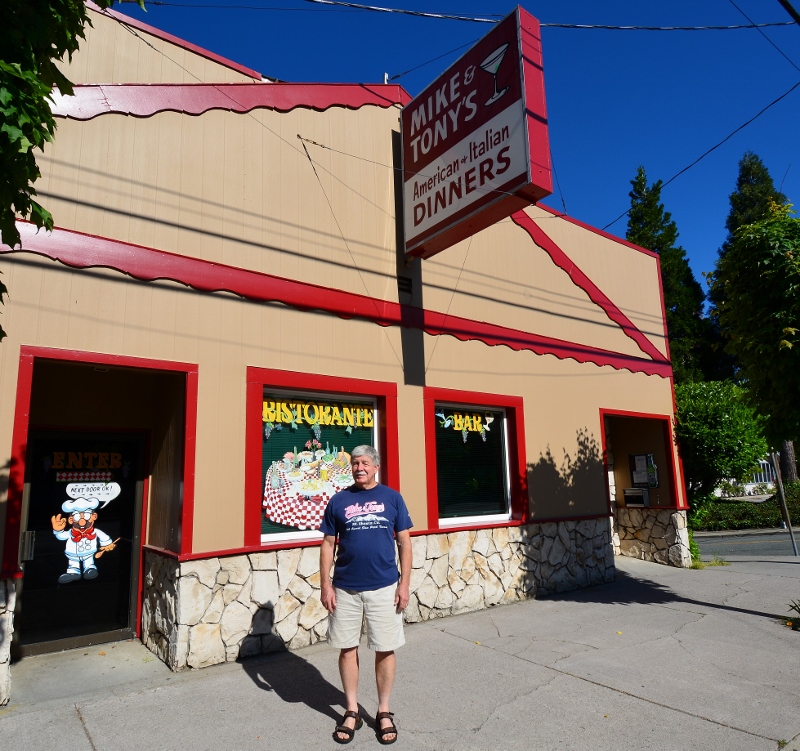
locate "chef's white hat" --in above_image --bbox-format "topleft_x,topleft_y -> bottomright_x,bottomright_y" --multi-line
62,497 -> 100,514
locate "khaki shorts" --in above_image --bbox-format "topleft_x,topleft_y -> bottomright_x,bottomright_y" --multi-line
327,584 -> 405,652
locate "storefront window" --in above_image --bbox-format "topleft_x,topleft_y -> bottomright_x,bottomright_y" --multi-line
434,403 -> 510,524
261,390 -> 377,542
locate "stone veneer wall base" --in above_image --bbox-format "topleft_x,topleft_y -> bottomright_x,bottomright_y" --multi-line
612,507 -> 691,568
0,579 -> 16,706
141,518 -> 616,671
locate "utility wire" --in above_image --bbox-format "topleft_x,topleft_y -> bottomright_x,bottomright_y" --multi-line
146,2 -> 360,8
111,8 -> 553,223
108,5 -> 798,257
541,21 -> 795,31
299,139 -> 405,368
602,78 -> 800,231
296,135 -> 562,215
729,0 -> 800,73
424,234 -> 473,374
300,0 -> 498,22
388,38 -> 479,80
141,1 -> 796,30
105,10 -> 412,365
550,148 -> 568,216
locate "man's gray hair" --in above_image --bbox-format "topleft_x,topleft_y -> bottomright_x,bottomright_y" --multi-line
351,444 -> 380,465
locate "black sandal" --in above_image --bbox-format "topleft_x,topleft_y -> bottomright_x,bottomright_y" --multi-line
375,711 -> 398,745
332,710 -> 363,744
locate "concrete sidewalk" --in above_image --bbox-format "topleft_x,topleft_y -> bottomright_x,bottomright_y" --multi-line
2,555 -> 799,751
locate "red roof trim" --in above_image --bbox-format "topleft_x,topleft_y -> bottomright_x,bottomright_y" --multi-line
536,202 -> 659,258
511,211 -> 669,364
51,82 -> 412,120
86,1 -> 262,80
8,222 -> 671,378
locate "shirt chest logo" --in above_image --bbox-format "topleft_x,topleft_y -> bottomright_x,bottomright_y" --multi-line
345,501 -> 386,519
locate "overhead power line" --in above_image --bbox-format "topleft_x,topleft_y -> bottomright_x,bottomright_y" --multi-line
729,0 -> 800,74
602,78 -> 800,231
299,0 -> 498,22
388,38 -> 478,80
143,1 -> 797,30
542,21 -> 795,30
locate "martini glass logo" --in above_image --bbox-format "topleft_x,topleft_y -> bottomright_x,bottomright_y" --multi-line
480,43 -> 510,106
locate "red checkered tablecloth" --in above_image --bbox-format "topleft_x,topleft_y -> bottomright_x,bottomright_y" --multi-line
263,487 -> 332,530
263,463 -> 352,530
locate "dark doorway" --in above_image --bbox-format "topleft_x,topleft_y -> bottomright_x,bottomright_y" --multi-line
16,431 -> 145,654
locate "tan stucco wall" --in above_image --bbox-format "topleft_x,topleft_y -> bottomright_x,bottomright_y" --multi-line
0,15 -> 680,560
38,106 -> 666,362
57,7 -> 259,84
0,252 -> 679,555
528,206 -> 668,359
37,105 -> 403,306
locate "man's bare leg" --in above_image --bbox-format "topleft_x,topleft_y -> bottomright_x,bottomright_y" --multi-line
336,647 -> 360,741
375,650 -> 397,742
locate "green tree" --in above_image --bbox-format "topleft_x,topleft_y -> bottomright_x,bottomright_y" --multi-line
710,152 -> 797,478
674,381 -> 768,500
712,202 -> 800,446
626,166 -> 709,382
721,151 -> 787,256
708,152 -> 787,377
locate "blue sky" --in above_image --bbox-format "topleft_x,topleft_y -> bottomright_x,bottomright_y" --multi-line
115,0 -> 800,294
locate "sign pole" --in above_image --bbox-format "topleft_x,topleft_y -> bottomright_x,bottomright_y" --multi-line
771,451 -> 799,556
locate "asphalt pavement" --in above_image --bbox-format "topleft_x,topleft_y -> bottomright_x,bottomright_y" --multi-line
2,555 -> 799,751
695,527 -> 800,559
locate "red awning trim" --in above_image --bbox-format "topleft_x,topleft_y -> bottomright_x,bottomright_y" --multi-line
51,83 -> 412,121
8,222 -> 672,378
511,210 -> 670,365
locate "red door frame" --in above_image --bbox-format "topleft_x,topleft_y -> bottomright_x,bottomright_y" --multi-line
1,347 -> 199,621
599,408 -> 686,511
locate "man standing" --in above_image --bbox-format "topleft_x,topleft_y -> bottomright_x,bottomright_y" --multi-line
319,445 -> 413,745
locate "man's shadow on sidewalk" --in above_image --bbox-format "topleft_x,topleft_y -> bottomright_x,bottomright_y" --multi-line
238,646 -> 374,727
549,569 -> 788,621
239,647 -> 342,722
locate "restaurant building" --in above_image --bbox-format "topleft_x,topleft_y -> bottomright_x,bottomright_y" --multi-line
0,3 -> 690,702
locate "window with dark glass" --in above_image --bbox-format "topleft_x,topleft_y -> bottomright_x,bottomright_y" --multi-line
434,403 -> 510,521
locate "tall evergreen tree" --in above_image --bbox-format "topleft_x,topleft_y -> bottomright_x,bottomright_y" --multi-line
710,152 -> 797,478
712,201 -> 800,446
721,151 -> 787,255
710,152 -> 788,322
626,166 -> 708,382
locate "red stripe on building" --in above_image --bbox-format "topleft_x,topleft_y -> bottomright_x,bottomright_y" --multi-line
511,211 -> 669,364
9,221 -> 672,378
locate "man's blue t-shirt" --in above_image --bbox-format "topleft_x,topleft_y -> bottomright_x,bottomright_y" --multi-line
319,483 -> 413,592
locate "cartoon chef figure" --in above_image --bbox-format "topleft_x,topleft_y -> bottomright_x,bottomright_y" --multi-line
51,497 -> 116,583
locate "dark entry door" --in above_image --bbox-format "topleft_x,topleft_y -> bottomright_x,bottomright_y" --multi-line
17,431 -> 145,654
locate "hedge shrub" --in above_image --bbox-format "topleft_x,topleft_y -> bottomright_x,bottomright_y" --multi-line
688,482 -> 800,531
